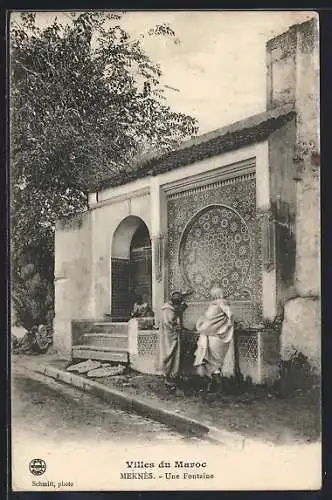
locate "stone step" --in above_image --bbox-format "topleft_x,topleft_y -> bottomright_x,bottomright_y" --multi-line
72,320 -> 128,338
112,316 -> 131,323
82,333 -> 128,349
93,322 -> 128,334
72,345 -> 128,363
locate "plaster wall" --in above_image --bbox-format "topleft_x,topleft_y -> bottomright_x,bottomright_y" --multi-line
53,211 -> 93,358
267,18 -> 320,370
268,119 -> 297,308
90,192 -> 151,318
294,19 -> 320,297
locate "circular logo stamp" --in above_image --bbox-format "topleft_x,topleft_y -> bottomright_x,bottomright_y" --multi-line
29,458 -> 47,476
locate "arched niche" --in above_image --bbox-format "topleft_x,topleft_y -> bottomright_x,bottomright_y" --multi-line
112,215 -> 145,259
111,216 -> 152,321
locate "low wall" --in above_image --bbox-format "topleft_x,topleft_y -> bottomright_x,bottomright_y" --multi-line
128,319 -> 280,385
236,329 -> 280,385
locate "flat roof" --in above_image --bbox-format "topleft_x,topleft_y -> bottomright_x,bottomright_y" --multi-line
97,103 -> 296,191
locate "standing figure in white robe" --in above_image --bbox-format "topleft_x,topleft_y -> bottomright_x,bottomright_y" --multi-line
194,286 -> 234,390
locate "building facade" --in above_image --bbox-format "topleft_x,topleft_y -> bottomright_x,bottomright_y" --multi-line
54,19 -> 320,382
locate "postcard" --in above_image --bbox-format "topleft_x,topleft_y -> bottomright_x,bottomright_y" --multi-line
10,10 -> 321,492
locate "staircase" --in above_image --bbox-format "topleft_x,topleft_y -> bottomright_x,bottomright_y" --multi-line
71,320 -> 129,363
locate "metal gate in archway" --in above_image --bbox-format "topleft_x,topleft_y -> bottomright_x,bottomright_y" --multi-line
111,219 -> 152,321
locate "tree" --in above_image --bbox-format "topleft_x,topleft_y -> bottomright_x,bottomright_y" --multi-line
10,12 -> 198,328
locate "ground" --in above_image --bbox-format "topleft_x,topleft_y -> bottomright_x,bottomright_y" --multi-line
12,360 -> 191,444
97,371 -> 321,445
13,351 -> 320,446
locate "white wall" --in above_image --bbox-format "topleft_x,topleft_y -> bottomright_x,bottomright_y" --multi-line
89,192 -> 151,318
54,211 -> 93,358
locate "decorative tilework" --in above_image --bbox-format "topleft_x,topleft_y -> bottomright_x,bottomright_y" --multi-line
137,331 -> 158,357
238,334 -> 259,361
179,204 -> 252,299
236,330 -> 280,384
167,174 -> 263,324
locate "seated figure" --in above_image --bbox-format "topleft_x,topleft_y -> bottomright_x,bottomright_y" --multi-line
194,286 -> 234,392
131,295 -> 153,318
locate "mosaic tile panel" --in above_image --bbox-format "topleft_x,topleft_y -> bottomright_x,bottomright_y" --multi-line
137,331 -> 158,358
238,333 -> 259,361
179,205 -> 252,299
130,330 -> 161,375
167,174 -> 263,323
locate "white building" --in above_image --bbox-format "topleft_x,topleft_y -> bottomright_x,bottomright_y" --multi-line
54,19 -> 320,384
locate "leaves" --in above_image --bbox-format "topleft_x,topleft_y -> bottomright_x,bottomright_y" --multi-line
11,12 -> 197,192
11,12 -> 198,326
148,22 -> 179,43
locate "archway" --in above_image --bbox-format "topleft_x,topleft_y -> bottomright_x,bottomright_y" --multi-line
111,216 -> 152,321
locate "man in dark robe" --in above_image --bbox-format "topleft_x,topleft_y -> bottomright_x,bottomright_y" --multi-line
159,291 -> 187,391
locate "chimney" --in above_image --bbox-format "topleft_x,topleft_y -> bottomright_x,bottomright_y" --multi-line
266,17 -> 319,112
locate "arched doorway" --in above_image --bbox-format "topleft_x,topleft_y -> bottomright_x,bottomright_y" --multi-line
111,217 -> 152,321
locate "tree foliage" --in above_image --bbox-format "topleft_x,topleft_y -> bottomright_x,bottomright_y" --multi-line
11,12 -> 198,327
